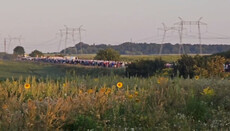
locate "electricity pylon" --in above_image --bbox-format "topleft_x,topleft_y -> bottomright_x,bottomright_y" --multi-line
76,25 -> 86,54
59,25 -> 78,55
175,17 -> 207,54
59,25 -> 86,55
5,36 -> 23,53
158,23 -> 181,55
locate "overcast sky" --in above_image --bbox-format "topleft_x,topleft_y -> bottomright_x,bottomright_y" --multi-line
0,0 -> 230,53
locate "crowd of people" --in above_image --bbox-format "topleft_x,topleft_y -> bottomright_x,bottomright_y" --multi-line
20,56 -> 127,68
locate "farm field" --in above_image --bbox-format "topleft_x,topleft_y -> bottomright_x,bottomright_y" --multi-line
0,59 -> 230,130
45,54 -> 182,62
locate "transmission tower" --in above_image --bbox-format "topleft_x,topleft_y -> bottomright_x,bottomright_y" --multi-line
59,25 -> 78,55
4,36 -> 23,53
174,17 -> 207,54
76,25 -> 86,54
59,25 -> 86,55
158,23 -> 181,55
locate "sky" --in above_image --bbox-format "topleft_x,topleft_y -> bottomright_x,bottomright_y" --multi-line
0,0 -> 230,53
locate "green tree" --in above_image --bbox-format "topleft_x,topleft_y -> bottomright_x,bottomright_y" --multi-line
29,50 -> 44,57
174,55 -> 196,78
126,59 -> 166,77
13,46 -> 25,56
94,48 -> 120,61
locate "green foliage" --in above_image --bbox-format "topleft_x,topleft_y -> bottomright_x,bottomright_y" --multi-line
64,115 -> 98,130
61,42 -> 230,55
213,49 -> 230,58
185,97 -> 211,122
29,50 -> 44,57
174,55 -> 196,78
0,74 -> 230,130
0,53 -> 14,60
194,56 -> 226,78
13,46 -> 25,56
94,48 -> 120,61
126,58 -> 166,77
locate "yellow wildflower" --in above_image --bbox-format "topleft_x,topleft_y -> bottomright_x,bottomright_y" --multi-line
117,82 -> 123,88
105,88 -> 111,95
195,75 -> 199,80
87,89 -> 94,94
94,78 -> 99,82
2,104 -> 8,109
79,89 -> 83,94
13,81 -> 17,85
202,87 -> 214,96
157,79 -> 161,84
100,88 -> 106,93
128,94 -> 133,99
63,83 -> 66,87
24,83 -> 31,89
134,91 -> 138,96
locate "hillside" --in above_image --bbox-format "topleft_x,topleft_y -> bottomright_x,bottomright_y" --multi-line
60,42 -> 230,55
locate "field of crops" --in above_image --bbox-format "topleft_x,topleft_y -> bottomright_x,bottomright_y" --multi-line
0,60 -> 230,130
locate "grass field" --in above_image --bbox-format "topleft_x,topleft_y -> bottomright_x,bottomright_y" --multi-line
0,59 -> 230,130
0,60 -> 125,80
45,54 -> 182,62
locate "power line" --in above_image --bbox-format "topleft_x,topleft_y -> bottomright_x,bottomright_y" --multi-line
158,23 -> 181,55
175,17 -> 207,54
59,25 -> 86,55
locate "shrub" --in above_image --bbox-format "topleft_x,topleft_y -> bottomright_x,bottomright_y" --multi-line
126,58 -> 166,77
63,115 -> 98,130
174,55 -> 195,78
29,50 -> 44,57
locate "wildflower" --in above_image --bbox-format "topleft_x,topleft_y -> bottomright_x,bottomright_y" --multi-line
24,83 -> 31,89
128,94 -> 133,99
202,87 -> 214,96
117,82 -> 123,88
157,79 -> 161,84
100,88 -> 106,93
195,75 -> 199,80
87,89 -> 93,94
105,88 -> 111,95
79,89 -> 83,94
94,78 -> 99,82
134,91 -> 138,96
13,81 -> 17,85
2,104 -> 8,109
63,83 -> 66,87
39,98 -> 43,101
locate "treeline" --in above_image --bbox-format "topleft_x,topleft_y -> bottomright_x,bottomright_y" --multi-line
61,42 -> 230,55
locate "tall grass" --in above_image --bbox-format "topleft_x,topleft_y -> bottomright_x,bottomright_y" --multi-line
0,76 -> 230,130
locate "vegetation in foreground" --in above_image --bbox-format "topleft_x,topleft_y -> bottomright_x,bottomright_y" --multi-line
0,75 -> 230,130
1,53 -> 230,130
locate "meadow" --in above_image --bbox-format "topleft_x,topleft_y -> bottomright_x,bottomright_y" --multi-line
0,59 -> 230,130
46,54 -> 182,62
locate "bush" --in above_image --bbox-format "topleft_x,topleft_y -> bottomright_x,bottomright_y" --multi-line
126,58 -> 166,77
29,50 -> 44,57
94,48 -> 120,61
63,115 -> 98,130
174,55 -> 195,78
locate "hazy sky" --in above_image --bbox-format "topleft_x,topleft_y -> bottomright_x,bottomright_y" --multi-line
0,0 -> 230,53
